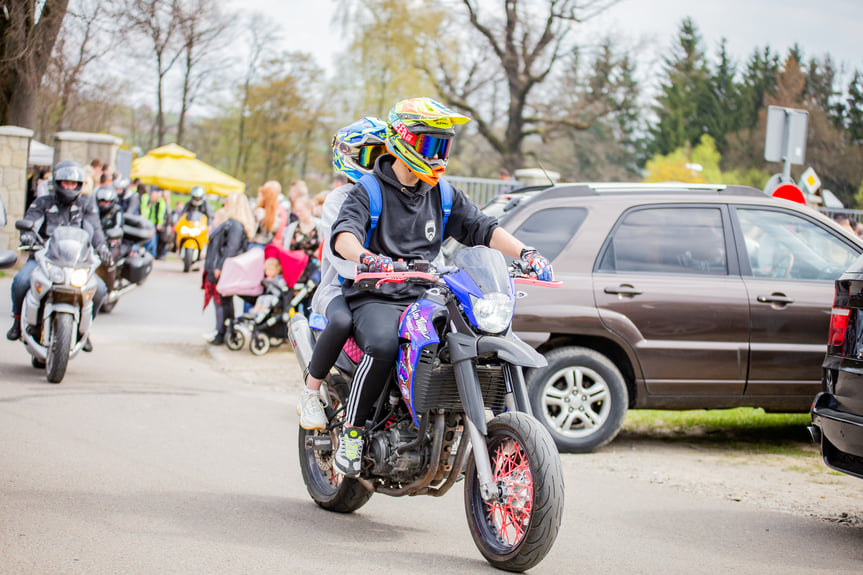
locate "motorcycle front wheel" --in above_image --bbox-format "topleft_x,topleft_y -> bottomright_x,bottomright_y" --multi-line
183,248 -> 193,273
297,377 -> 372,513
464,412 -> 564,572
46,313 -> 74,384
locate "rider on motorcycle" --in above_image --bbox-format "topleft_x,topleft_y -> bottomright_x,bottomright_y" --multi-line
6,160 -> 111,350
329,97 -> 553,476
296,117 -> 388,431
181,185 -> 213,222
96,185 -> 124,240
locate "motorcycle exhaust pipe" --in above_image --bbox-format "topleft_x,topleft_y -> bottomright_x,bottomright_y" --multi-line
107,283 -> 137,303
289,314 -> 315,378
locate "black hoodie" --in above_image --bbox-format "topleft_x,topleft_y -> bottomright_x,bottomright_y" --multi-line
331,154 -> 497,302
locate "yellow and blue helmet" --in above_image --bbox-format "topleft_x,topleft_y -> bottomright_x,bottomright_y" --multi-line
386,97 -> 470,186
332,117 -> 387,184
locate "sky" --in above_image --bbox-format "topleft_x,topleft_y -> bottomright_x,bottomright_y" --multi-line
238,0 -> 863,83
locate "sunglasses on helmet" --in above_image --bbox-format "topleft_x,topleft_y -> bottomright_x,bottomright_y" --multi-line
413,134 -> 452,161
357,144 -> 386,169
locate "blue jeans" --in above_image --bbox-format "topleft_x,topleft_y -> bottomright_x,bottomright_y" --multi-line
11,258 -> 107,317
144,234 -> 158,257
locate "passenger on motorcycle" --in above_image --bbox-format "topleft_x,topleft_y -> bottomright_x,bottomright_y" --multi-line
329,97 -> 554,476
296,116 -> 388,431
7,160 -> 111,350
96,185 -> 124,240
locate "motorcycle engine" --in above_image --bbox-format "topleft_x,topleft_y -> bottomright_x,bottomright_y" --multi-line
367,420 -> 426,482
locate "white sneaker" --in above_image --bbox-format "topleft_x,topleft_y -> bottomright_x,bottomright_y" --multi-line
297,389 -> 327,430
334,427 -> 364,477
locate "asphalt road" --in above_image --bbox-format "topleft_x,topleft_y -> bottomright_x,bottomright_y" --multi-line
0,259 -> 861,574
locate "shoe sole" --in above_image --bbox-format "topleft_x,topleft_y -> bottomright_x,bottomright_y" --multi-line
296,405 -> 326,430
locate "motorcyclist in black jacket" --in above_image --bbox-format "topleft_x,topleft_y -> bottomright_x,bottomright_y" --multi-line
96,185 -> 124,238
6,160 -> 111,349
181,185 -> 213,222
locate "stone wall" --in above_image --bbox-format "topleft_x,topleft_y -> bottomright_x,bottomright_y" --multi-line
0,126 -> 33,257
53,131 -> 123,177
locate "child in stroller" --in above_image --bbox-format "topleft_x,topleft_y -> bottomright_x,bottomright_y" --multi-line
224,245 -> 318,355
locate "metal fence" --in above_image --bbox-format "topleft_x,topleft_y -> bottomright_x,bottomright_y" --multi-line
444,176 -> 522,207
819,208 -> 863,223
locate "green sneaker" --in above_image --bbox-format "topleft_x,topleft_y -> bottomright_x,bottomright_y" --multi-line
334,427 -> 364,477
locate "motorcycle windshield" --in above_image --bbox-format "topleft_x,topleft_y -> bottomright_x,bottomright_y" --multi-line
452,246 -> 511,295
46,226 -> 92,267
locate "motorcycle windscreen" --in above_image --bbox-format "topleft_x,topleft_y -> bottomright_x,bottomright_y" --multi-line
447,246 -> 512,297
46,226 -> 93,267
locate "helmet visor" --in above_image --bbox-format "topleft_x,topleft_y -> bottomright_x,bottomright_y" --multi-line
357,144 -> 386,169
414,133 -> 452,161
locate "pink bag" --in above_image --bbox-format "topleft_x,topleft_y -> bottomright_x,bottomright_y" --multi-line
216,247 -> 265,296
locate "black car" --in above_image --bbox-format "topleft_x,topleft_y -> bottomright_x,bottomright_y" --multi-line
810,253 -> 863,479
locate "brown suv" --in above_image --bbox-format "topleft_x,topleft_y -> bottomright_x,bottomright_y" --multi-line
457,183 -> 863,452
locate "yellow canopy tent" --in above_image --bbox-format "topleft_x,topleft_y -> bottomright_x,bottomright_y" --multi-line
131,143 -> 245,197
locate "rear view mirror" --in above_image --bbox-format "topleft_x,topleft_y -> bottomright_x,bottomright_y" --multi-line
106,227 -> 123,240
15,219 -> 34,232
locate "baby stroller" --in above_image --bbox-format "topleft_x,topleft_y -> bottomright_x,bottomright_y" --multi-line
220,244 -> 317,355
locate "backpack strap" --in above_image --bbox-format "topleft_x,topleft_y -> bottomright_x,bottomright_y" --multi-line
439,178 -> 452,237
357,174 -> 453,246
357,174 -> 382,248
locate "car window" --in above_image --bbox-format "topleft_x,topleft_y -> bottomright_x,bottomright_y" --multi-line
736,208 -> 858,280
512,208 -> 587,262
598,207 -> 728,275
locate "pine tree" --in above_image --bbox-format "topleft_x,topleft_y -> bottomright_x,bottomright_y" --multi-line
846,70 -> 863,145
648,17 -> 711,156
705,39 -> 742,154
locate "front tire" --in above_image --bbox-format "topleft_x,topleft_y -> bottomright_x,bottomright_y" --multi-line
465,412 -> 564,572
527,346 -> 628,453
297,378 -> 373,513
46,313 -> 73,384
183,247 -> 193,273
225,327 -> 245,351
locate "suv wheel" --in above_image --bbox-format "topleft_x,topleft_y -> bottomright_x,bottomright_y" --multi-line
527,346 -> 628,453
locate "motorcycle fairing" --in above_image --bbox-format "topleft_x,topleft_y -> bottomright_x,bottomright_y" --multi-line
397,297 -> 444,424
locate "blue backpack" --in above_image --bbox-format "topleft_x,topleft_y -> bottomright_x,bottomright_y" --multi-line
357,174 -> 452,248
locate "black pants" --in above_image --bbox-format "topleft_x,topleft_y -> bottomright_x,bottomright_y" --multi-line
308,295 -> 353,380
344,299 -> 409,427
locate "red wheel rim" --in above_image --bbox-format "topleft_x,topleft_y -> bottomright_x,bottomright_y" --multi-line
485,437 -> 533,546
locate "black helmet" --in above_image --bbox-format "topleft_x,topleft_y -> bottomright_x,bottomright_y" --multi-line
189,185 -> 205,206
95,186 -> 118,214
53,160 -> 86,204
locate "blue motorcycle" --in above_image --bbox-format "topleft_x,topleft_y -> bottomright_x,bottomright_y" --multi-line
291,246 -> 564,572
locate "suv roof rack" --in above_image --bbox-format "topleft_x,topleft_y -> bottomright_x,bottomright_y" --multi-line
531,182 -> 766,202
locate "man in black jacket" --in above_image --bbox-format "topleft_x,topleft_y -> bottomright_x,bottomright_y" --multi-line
7,160 -> 111,348
329,97 -> 553,476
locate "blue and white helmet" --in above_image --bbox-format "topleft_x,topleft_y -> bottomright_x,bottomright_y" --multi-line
332,117 -> 387,183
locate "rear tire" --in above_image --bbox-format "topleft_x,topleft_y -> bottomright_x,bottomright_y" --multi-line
46,313 -> 73,384
464,412 -> 564,572
297,378 -> 373,513
526,346 -> 628,453
250,332 -> 270,355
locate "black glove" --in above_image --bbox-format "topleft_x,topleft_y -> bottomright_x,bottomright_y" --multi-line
97,244 -> 113,267
360,252 -> 394,273
520,247 -> 553,282
20,231 -> 38,248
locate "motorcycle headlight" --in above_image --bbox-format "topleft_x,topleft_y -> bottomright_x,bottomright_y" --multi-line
70,268 -> 89,288
469,292 -> 514,334
45,262 -> 65,284
180,226 -> 192,235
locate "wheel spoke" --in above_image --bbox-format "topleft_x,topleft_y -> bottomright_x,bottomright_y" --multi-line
485,438 -> 533,547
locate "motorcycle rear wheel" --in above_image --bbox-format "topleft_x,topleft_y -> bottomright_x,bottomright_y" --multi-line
464,412 -> 564,572
297,378 -> 372,513
46,313 -> 74,384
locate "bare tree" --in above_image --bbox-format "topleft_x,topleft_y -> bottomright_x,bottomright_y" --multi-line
429,0 -> 619,170
174,0 -> 231,146
122,0 -> 184,145
37,0 -> 119,139
0,0 -> 70,128
234,13 -> 281,174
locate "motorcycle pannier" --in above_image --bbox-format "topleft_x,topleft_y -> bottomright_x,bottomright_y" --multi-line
123,214 -> 155,243
125,250 -> 154,284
